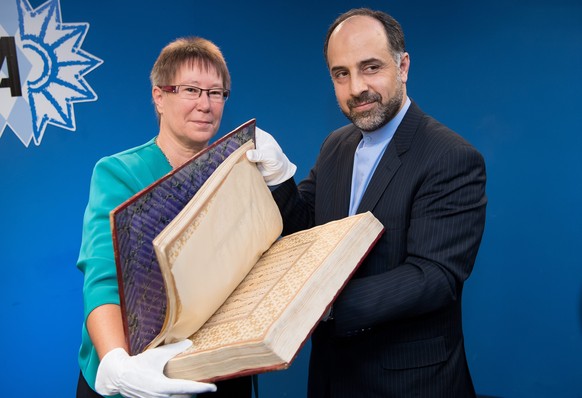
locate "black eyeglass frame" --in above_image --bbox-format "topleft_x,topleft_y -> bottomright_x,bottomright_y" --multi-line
158,84 -> 230,102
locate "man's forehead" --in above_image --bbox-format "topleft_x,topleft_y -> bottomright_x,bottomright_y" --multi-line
329,16 -> 388,54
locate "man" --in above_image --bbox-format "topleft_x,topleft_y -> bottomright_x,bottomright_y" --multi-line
250,7 -> 487,397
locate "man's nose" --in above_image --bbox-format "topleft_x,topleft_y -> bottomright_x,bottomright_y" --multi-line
349,74 -> 368,96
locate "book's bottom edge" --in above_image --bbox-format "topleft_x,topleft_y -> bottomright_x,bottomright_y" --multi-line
164,350 -> 289,382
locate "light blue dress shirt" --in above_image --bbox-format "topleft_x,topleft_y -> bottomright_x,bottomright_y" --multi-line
349,97 -> 411,215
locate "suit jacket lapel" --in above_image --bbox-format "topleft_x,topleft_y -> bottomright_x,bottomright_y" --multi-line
357,101 -> 423,213
357,143 -> 401,213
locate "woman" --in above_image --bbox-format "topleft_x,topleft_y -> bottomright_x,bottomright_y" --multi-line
76,37 -> 252,398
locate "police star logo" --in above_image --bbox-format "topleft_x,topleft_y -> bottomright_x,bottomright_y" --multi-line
0,0 -> 103,147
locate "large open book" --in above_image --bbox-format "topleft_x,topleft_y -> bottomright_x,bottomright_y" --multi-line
111,120 -> 384,382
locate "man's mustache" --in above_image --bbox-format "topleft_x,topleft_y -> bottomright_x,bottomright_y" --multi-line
347,92 -> 382,109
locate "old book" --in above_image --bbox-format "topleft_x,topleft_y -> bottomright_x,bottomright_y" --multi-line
112,119 -> 384,382
153,142 -> 384,381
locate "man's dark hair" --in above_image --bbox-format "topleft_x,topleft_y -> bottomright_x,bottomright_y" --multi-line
323,8 -> 406,65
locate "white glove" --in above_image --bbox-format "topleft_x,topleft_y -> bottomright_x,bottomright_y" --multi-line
95,340 -> 216,398
246,127 -> 296,186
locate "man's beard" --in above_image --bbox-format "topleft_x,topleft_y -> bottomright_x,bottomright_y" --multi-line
343,82 -> 404,132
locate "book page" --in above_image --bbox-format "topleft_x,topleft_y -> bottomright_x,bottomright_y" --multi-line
153,142 -> 283,346
187,213 -> 376,349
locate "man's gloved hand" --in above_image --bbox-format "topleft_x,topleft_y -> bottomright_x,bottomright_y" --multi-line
246,127 -> 297,186
95,340 -> 216,398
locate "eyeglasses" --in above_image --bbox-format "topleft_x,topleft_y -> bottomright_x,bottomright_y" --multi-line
158,84 -> 230,103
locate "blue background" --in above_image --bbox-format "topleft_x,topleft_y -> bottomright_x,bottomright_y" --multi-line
0,0 -> 581,396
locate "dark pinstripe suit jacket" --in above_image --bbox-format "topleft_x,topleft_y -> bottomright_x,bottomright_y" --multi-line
272,101 -> 487,397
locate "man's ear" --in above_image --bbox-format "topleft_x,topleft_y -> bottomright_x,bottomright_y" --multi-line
399,52 -> 410,84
